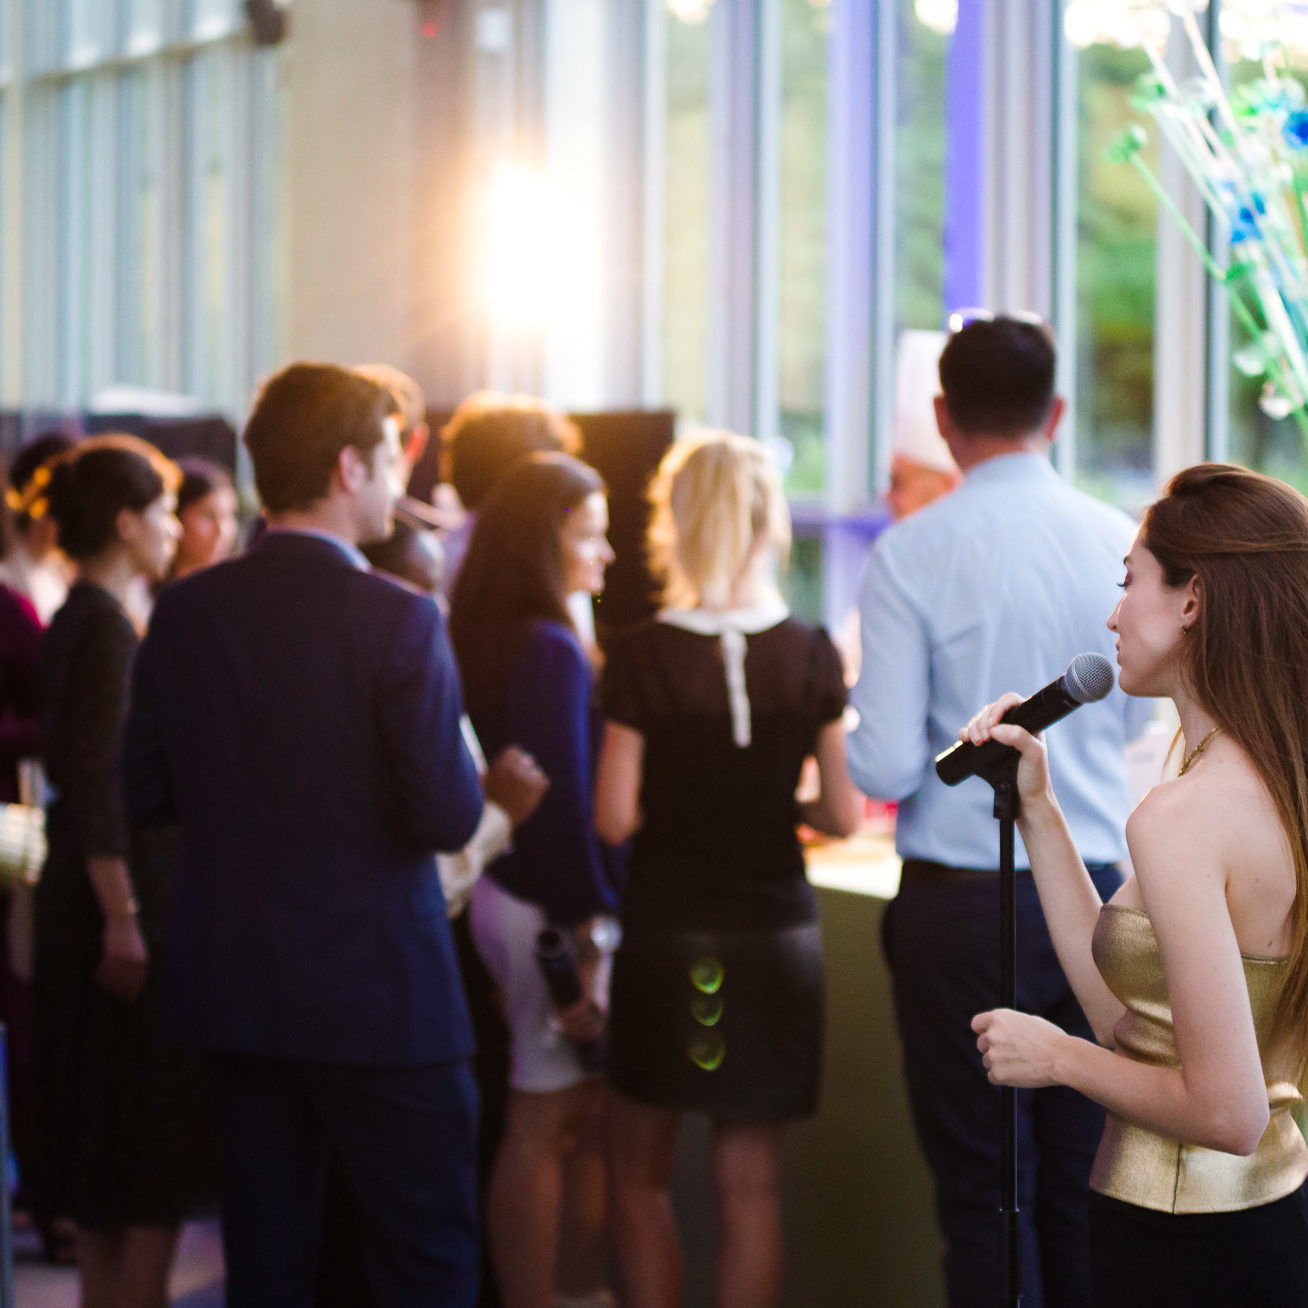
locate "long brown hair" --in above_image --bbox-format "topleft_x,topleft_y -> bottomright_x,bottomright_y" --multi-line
1141,462 -> 1308,1069
448,452 -> 604,716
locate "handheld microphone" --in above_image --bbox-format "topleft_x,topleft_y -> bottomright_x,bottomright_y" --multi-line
535,927 -> 605,1072
934,652 -> 1116,787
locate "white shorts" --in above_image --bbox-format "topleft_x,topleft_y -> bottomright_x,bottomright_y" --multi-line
468,875 -> 608,1094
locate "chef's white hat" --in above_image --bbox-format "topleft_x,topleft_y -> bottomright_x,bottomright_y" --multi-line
893,329 -> 957,474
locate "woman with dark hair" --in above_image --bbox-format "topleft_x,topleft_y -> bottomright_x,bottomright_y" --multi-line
35,435 -> 210,1308
966,463 -> 1308,1305
167,457 -> 239,583
450,452 -> 618,1308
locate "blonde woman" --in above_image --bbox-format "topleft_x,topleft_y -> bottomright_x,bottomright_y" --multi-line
595,430 -> 861,1307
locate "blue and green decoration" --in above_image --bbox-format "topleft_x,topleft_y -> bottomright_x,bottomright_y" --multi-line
1077,0 -> 1308,439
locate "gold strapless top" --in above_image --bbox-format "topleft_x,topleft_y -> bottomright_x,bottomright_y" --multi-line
1089,903 -> 1308,1213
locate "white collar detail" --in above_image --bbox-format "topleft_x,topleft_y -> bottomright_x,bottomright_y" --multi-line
655,597 -> 789,636
657,599 -> 789,748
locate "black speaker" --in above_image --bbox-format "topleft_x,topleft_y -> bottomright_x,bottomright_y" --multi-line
245,0 -> 288,46
571,410 -> 676,636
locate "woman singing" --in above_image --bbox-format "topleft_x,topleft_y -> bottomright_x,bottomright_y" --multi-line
966,463 -> 1308,1306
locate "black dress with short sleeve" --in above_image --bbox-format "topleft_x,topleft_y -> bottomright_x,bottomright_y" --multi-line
601,608 -> 846,1122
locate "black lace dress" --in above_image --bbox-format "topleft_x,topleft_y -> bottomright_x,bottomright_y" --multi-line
32,581 -> 212,1228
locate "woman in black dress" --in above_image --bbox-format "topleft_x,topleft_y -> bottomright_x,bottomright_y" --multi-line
594,430 -> 862,1307
34,435 -> 209,1308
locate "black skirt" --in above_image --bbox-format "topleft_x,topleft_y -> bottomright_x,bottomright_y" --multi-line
605,922 -> 824,1123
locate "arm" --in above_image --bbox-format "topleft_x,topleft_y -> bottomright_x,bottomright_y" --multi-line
378,597 -> 484,853
87,854 -> 148,1003
508,627 -> 614,927
847,541 -> 932,799
975,784 -> 1272,1155
797,720 -> 862,838
66,614 -> 149,1002
594,720 -> 643,846
440,748 -> 548,916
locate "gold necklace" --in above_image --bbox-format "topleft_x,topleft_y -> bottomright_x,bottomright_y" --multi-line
1178,726 -> 1222,777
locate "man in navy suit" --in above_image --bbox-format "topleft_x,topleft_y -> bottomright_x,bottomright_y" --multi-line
124,362 -> 486,1305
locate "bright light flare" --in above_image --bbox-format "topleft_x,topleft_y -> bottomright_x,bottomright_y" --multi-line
482,163 -> 598,336
914,0 -> 958,35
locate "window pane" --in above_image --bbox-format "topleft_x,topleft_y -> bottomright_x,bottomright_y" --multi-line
661,13 -> 712,426
1075,42 -> 1157,507
783,530 -> 824,625
777,0 -> 829,495
125,0 -> 165,53
116,68 -> 164,386
66,0 -> 112,66
895,0 -> 947,335
187,0 -> 243,42
184,48 -> 233,405
57,81 -> 94,401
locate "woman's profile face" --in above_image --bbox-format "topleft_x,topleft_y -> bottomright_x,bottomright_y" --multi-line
559,491 -> 614,596
1106,534 -> 1193,697
125,491 -> 181,582
177,486 -> 239,571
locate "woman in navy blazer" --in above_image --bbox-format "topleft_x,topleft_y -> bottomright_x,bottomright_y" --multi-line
450,453 -> 618,1308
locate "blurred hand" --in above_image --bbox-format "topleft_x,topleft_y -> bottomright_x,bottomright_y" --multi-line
557,949 -> 607,1044
484,746 -> 549,827
96,918 -> 148,1003
959,693 -> 1053,806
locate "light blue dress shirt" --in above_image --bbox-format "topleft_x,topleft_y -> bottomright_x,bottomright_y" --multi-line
849,451 -> 1155,870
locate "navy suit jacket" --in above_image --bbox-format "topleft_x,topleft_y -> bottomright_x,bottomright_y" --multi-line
123,530 -> 484,1066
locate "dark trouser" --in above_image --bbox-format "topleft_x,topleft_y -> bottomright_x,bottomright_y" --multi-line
1089,1185 -> 1308,1308
206,1051 -> 480,1308
883,860 -> 1120,1308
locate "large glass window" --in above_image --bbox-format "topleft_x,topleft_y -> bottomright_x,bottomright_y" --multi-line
1074,41 -> 1157,507
3,2 -> 279,419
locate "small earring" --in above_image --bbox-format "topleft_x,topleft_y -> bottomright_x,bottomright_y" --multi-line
1180,624 -> 1190,634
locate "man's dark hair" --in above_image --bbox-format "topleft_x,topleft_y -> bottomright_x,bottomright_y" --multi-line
938,318 -> 1056,437
243,363 -> 392,513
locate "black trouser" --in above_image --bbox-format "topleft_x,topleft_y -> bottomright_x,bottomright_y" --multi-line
883,860 -> 1121,1308
207,1051 -> 480,1308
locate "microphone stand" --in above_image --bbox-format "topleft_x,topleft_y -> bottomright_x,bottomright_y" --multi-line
981,749 -> 1022,1308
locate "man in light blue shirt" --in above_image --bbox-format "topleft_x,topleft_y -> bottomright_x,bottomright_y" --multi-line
850,318 -> 1152,1308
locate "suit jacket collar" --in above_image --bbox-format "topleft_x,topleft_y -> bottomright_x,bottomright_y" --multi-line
252,527 -> 369,571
